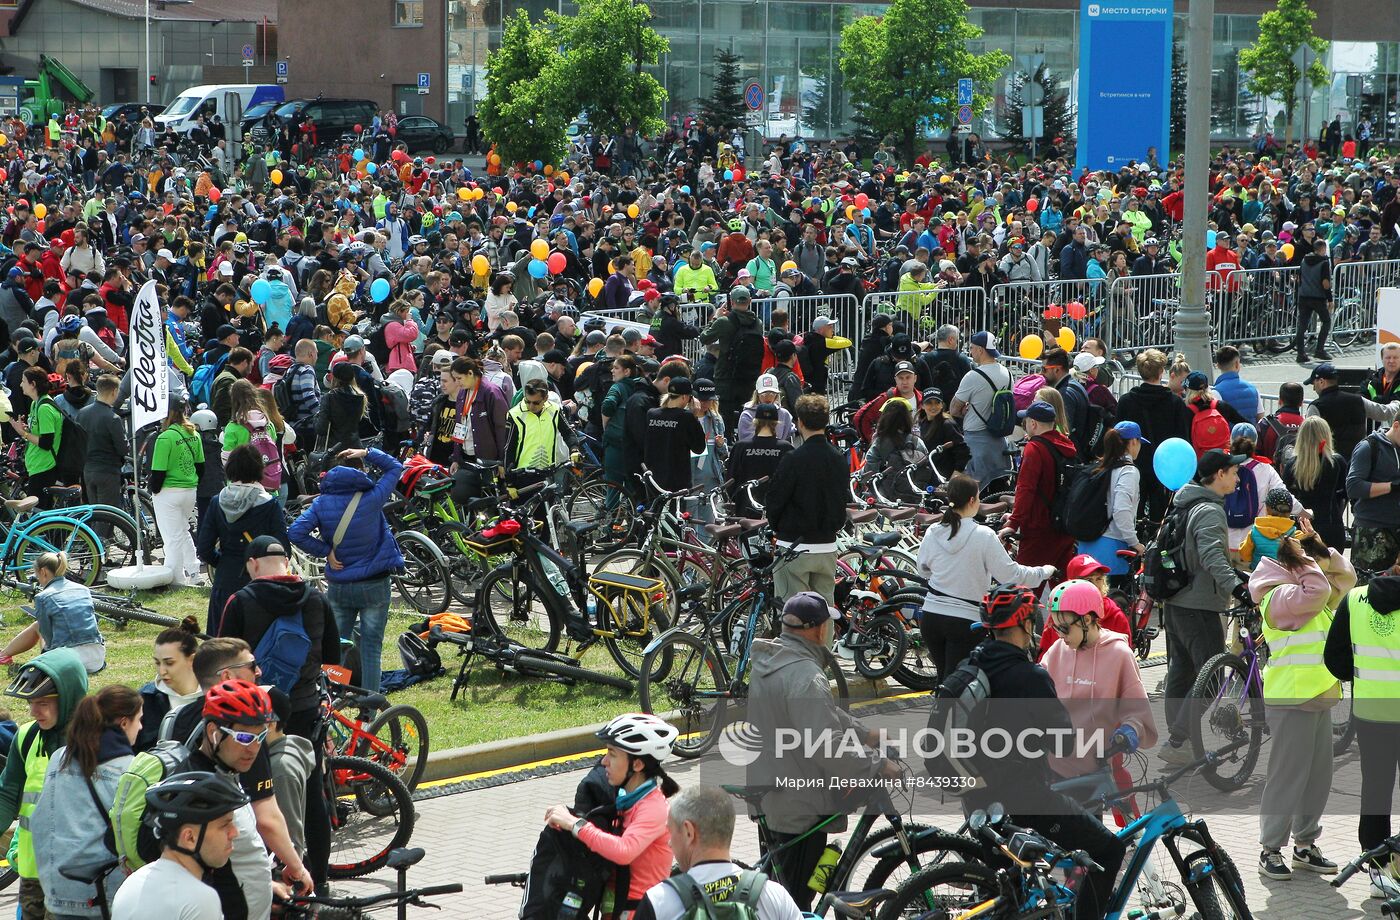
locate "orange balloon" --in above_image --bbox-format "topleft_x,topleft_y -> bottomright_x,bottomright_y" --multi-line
627,204 -> 639,219
543,164 -> 553,176
489,152 -> 501,166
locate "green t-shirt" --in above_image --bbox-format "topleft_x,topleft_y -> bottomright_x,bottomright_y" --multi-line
151,425 -> 205,490
24,399 -> 62,475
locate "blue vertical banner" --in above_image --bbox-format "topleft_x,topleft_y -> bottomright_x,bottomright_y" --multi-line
1076,0 -> 1172,172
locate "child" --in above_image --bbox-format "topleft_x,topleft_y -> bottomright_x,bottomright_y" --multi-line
1038,554 -> 1132,660
255,326 -> 286,384
266,687 -> 316,861
1239,488 -> 1298,571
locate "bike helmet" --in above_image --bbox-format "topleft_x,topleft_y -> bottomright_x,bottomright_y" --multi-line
596,713 -> 678,763
146,771 -> 250,834
57,315 -> 83,334
727,218 -> 743,232
1143,237 -> 1160,248
979,584 -> 1041,631
1047,579 -> 1103,620
408,234 -> 428,248
203,679 -> 273,725
190,408 -> 218,432
6,663 -> 57,700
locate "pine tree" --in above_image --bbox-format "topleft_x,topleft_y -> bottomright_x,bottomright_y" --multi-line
997,65 -> 1074,157
697,47 -> 745,134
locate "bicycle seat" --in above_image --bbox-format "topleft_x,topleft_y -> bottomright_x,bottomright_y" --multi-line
846,506 -> 879,524
720,784 -> 773,807
703,521 -> 744,539
913,512 -> 938,527
4,496 -> 38,516
59,858 -> 120,885
825,890 -> 893,918
565,520 -> 602,538
852,532 -> 902,556
879,506 -> 918,522
386,847 -> 425,870
47,485 -> 82,506
977,501 -> 1008,516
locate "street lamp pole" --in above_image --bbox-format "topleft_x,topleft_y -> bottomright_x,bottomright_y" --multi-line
1174,0 -> 1216,379
144,0 -> 150,103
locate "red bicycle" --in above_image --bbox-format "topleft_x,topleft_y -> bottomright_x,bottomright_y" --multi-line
322,669 -> 430,792
1111,548 -> 1160,662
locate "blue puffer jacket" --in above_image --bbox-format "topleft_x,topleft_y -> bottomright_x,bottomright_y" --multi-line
289,448 -> 404,583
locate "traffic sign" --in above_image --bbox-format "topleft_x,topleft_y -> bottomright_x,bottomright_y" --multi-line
745,111 -> 764,128
743,81 -> 765,112
418,72 -> 431,89
241,44 -> 255,62
957,78 -> 973,106
957,104 -> 973,125
275,60 -> 288,84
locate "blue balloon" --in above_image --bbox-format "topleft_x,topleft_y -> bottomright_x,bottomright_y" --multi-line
862,208 -> 871,218
534,160 -> 543,170
528,259 -> 548,279
723,170 -> 734,181
370,278 -> 391,303
349,183 -> 360,193
1206,230 -> 1216,248
353,148 -> 364,161
527,206 -> 536,218
681,185 -> 691,195
249,278 -> 271,305
1152,437 -> 1197,492
366,162 -> 378,174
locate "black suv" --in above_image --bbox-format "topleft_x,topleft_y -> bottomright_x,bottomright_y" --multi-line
247,98 -> 377,148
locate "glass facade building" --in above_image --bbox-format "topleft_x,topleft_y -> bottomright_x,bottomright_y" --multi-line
442,1 -> 1400,146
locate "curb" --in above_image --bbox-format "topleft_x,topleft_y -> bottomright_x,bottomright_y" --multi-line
419,673 -> 892,784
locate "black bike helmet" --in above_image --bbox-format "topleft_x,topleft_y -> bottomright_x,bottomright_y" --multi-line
6,664 -> 56,700
979,583 -> 1041,631
147,771 -> 250,832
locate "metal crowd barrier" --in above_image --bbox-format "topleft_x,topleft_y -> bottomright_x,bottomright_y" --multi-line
1332,258 -> 1400,345
987,278 -> 1097,359
1209,265 -> 1299,355
860,287 -> 987,343
1104,272 -> 1182,354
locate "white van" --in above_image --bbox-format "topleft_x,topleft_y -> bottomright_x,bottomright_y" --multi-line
156,84 -> 284,134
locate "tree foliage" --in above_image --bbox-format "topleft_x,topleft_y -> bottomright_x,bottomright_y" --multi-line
546,0 -> 669,140
1237,0 -> 1328,143
1170,39 -> 1186,153
697,46 -> 745,134
479,10 -> 570,167
838,0 -> 1009,164
997,65 -> 1074,156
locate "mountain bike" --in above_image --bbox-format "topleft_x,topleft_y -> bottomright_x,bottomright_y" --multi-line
323,675 -> 430,792
279,846 -> 462,918
1332,832 -> 1400,908
1185,602 -> 1266,792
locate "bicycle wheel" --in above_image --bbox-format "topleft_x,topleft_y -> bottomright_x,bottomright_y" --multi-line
512,650 -> 636,692
12,519 -> 103,586
601,597 -> 674,681
474,564 -> 562,653
567,481 -> 633,550
858,825 -> 986,893
122,486 -> 160,550
852,612 -> 908,681
361,704 -> 431,792
1176,826 -> 1252,920
391,532 -> 451,616
638,631 -> 727,759
1332,682 -> 1355,756
875,861 -> 1000,920
325,755 -> 415,879
92,595 -> 181,629
882,599 -> 940,692
82,508 -> 144,573
1187,653 -> 1265,792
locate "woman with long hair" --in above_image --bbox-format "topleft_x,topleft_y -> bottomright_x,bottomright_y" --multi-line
315,362 -> 367,455
485,272 -> 518,332
917,473 -> 1057,680
31,685 -> 142,919
13,366 -> 64,509
0,551 -> 106,673
865,398 -> 930,501
135,621 -> 201,752
1035,385 -> 1071,437
1076,425 -> 1146,577
149,398 -> 205,586
1282,416 -> 1345,548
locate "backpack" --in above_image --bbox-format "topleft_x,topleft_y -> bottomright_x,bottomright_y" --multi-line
367,321 -> 391,367
39,396 -> 86,485
1011,373 -> 1045,412
249,588 -> 313,694
1187,399 -> 1229,458
190,352 -> 228,408
246,423 -> 283,491
1034,437 -> 1086,536
110,733 -> 197,869
520,763 -> 630,920
969,367 -> 1017,438
1057,463 -> 1117,541
924,645 -> 992,790
273,370 -> 299,423
1222,459 -> 1261,529
665,870 -> 768,920
378,380 -> 412,433
1259,410 -> 1302,461
1140,498 -> 1210,602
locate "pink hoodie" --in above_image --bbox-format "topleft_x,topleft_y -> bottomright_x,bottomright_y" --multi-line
1248,549 -> 1356,630
1042,631 -> 1159,778
384,317 -> 418,374
575,784 -> 673,904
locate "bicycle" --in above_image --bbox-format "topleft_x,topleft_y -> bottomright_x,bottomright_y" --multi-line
879,740 -> 1254,920
278,846 -> 462,918
1185,602 -> 1266,792
322,673 -> 431,792
1108,548 -> 1161,663
1332,832 -> 1400,907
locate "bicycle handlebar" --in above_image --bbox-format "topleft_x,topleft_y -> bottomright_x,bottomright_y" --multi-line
1333,834 -> 1400,887
276,883 -> 464,912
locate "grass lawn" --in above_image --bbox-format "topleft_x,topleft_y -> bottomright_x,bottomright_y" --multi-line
1,586 -> 640,753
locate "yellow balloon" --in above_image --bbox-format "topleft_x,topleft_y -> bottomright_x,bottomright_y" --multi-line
627,204 -> 640,219
530,239 -> 550,261
0,134 -> 8,146
587,277 -> 604,298
781,261 -> 797,274
1057,328 -> 1077,352
33,203 -> 46,220
846,205 -> 856,220
457,187 -> 471,201
939,175 -> 952,184
475,188 -> 487,201
558,171 -> 570,183
1018,334 -> 1044,360
506,201 -> 519,213
826,335 -> 853,350
472,254 -> 490,275
270,169 -> 283,185
543,164 -> 554,176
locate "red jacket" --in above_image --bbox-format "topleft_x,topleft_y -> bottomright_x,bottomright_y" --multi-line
1009,431 -> 1078,534
716,232 -> 754,269
39,250 -> 65,289
1205,244 -> 1240,291
1160,191 -> 1184,222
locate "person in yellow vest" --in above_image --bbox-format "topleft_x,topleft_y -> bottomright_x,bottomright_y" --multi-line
1248,523 -> 1355,881
1326,564 -> 1400,899
501,377 -> 578,484
0,648 -> 90,920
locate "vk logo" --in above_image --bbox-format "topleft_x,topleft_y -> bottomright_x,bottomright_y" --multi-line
1087,3 -> 1100,15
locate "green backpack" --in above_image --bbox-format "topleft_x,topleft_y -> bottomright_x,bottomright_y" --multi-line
109,735 -> 196,869
665,870 -> 768,920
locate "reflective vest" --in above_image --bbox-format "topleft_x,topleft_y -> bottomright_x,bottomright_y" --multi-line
14,721 -> 48,878
1259,587 -> 1337,705
507,404 -> 561,471
1346,586 -> 1400,723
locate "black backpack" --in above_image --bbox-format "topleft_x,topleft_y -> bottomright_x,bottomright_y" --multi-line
1141,498 -> 1211,602
520,763 -> 630,919
925,644 -> 992,791
1035,437 -> 1085,536
273,371 -> 299,423
1057,463 -> 1119,541
41,396 -> 87,486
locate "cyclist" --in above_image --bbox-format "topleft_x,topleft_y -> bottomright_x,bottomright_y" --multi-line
543,713 -> 680,916
111,771 -> 249,920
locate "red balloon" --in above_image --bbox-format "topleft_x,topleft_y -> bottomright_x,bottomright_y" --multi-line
1066,301 -> 1087,321
854,193 -> 870,209
547,252 -> 567,275
354,124 -> 363,133
426,156 -> 436,164
208,187 -> 222,203
1026,197 -> 1040,213
732,167 -> 745,182
1044,304 -> 1064,319
35,220 -> 43,234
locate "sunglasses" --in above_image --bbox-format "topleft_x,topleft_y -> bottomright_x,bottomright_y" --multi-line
1049,617 -> 1083,636
218,725 -> 270,746
225,659 -> 258,673
524,398 -> 547,408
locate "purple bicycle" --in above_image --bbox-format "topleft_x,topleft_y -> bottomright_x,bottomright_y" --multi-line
1186,602 -> 1268,792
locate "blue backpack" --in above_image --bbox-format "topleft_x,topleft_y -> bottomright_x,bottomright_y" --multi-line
190,352 -> 228,408
244,587 -> 313,694
1223,459 -> 1261,529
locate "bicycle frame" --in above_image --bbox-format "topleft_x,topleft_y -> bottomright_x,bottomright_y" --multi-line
749,808 -> 923,911
0,509 -> 106,585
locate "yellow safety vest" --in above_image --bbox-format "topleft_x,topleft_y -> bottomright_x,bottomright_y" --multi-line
1259,587 -> 1337,705
509,404 -> 561,471
14,721 -> 48,878
1346,586 -> 1400,723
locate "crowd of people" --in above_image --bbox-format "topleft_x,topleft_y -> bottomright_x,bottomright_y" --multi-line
0,94 -> 1393,920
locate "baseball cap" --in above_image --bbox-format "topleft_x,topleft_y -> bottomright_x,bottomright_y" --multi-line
156,248 -> 175,261
693,378 -> 717,401
1072,352 -> 1104,374
753,402 -> 779,421
430,350 -> 454,368
894,360 -> 917,377
1184,370 -> 1210,391
1017,400 -> 1057,424
922,388 -> 944,404
969,331 -> 1000,357
772,339 -> 798,362
780,266 -> 801,277
247,536 -> 288,560
218,262 -> 235,276
812,316 -> 836,332
541,349 -> 569,366
668,376 -> 693,396
1303,362 -> 1337,384
15,337 -> 38,353
1264,487 -> 1294,515
781,591 -> 840,627
1066,554 -> 1110,580
1196,449 -> 1247,480
342,334 -> 365,353
756,373 -> 780,393
216,323 -> 238,340
1111,420 -> 1150,444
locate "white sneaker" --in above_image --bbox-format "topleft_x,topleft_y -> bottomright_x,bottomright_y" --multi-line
1369,868 -> 1400,900
1157,742 -> 1194,766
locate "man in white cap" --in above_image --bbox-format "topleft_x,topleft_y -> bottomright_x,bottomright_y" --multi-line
951,331 -> 1011,485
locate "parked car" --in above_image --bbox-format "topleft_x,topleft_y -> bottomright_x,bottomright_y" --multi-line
248,97 -> 377,148
395,115 -> 455,153
101,102 -> 165,123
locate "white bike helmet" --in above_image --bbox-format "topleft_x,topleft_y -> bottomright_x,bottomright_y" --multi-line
190,408 -> 218,432
596,713 -> 678,763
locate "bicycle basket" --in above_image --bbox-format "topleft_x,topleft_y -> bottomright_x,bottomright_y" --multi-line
464,519 -> 523,555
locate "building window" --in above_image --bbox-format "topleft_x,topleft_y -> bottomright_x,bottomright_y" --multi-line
395,0 -> 424,27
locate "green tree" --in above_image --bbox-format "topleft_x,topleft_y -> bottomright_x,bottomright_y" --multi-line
697,46 -> 745,134
1170,39 -> 1186,153
838,0 -> 1009,165
479,10 -> 570,167
546,0 -> 669,141
1236,0 -> 1328,144
997,65 -> 1074,156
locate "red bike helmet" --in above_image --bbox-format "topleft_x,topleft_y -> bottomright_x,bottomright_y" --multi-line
980,584 -> 1041,630
203,679 -> 273,725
